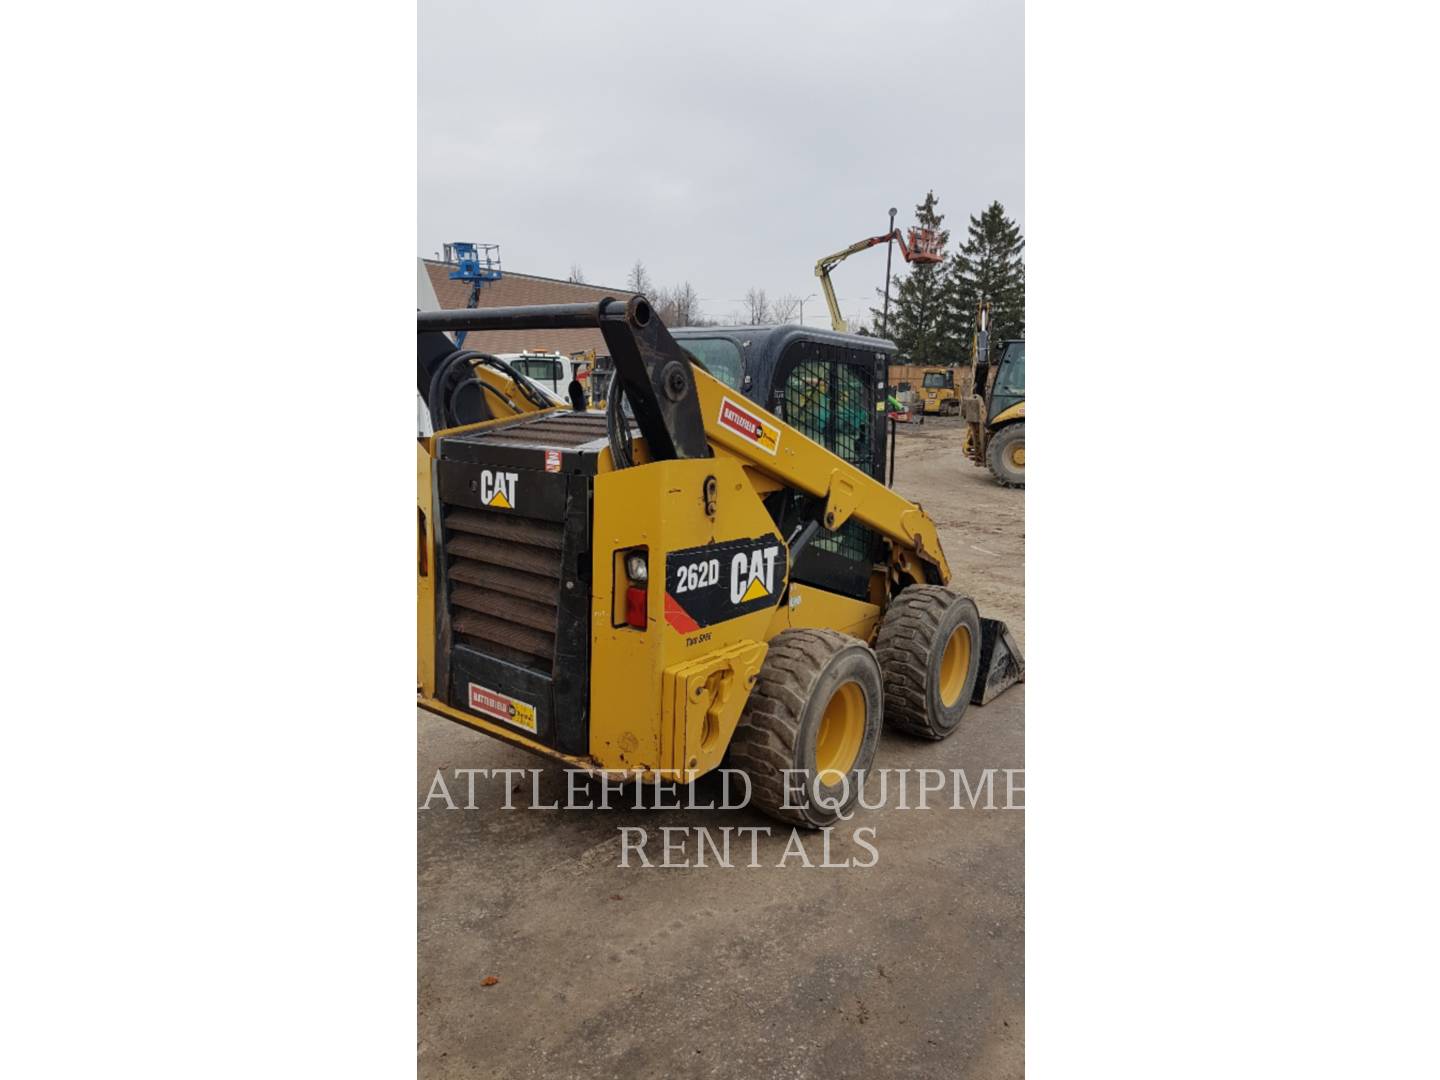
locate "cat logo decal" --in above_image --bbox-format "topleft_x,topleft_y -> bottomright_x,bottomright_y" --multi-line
478,469 -> 518,509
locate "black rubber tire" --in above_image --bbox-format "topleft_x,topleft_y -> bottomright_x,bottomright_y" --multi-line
875,586 -> 983,740
729,629 -> 883,828
987,422 -> 1025,488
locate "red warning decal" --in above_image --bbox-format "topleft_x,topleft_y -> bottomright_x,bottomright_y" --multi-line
467,682 -> 538,734
544,449 -> 562,473
664,591 -> 700,633
718,396 -> 780,455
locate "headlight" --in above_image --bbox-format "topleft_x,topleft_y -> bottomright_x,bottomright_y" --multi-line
625,551 -> 648,583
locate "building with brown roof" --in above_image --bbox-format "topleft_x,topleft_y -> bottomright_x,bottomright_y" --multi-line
422,259 -> 637,357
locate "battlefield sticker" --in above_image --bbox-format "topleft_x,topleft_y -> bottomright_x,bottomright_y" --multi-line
718,396 -> 780,455
467,682 -> 538,734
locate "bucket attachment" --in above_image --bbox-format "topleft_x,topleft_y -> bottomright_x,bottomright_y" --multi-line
972,618 -> 1025,705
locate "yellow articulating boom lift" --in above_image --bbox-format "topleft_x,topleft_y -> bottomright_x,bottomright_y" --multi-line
814,224 -> 943,333
417,298 -> 1023,827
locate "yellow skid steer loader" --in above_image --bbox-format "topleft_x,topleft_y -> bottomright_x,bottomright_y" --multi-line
417,298 -> 1022,826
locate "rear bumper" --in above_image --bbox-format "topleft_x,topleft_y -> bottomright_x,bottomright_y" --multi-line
417,695 -> 712,783
418,695 -> 599,771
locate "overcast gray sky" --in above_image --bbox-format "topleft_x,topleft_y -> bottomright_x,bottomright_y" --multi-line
419,0 -> 1023,328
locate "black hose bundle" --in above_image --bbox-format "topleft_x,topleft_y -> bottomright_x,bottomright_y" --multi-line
426,349 -> 556,431
487,356 -> 554,410
602,347 -> 705,469
427,350 -> 487,432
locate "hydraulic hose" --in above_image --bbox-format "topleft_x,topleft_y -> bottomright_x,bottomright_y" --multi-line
605,383 -> 633,470
454,377 -> 521,416
483,355 -> 552,410
601,346 -> 705,469
426,349 -> 552,430
427,350 -> 481,432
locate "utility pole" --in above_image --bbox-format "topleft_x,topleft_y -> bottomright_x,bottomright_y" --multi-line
880,207 -> 897,338
799,292 -> 816,327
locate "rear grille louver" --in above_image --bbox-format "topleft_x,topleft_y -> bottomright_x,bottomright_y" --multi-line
433,409 -> 601,754
443,507 -> 563,673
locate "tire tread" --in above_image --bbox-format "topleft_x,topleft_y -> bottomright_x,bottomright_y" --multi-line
986,421 -> 1025,488
875,585 -> 965,739
731,628 -> 855,825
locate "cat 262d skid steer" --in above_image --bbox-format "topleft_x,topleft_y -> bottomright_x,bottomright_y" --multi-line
417,297 -> 1023,827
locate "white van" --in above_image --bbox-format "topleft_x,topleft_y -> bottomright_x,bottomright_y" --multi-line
495,351 -> 591,402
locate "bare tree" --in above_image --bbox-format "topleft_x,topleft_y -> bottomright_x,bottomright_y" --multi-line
568,264 -> 586,284
649,285 -> 676,323
771,293 -> 801,324
669,281 -> 703,325
743,287 -> 770,324
626,260 -> 653,296
643,281 -> 703,327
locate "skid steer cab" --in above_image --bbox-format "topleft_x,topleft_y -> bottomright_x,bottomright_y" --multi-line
417,298 -> 1023,827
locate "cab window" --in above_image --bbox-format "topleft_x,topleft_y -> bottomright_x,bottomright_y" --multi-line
995,344 -> 1025,395
515,358 -> 561,383
679,339 -> 744,389
922,371 -> 949,388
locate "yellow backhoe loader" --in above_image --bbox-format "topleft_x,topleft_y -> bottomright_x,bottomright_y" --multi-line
961,302 -> 1026,487
417,298 -> 1023,826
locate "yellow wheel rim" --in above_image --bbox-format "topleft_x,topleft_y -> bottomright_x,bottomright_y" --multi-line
938,624 -> 972,708
1010,444 -> 1025,467
815,682 -> 865,777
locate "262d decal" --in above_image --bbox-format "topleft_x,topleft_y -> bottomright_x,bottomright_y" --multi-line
664,536 -> 787,633
673,557 -> 720,594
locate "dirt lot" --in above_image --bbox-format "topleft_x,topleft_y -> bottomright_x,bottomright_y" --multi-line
418,416 -> 1025,1079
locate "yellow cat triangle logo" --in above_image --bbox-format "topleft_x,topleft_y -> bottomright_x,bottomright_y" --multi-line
486,490 -> 512,509
740,576 -> 769,602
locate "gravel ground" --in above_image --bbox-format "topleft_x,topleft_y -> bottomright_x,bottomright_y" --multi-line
418,415 -> 1025,1078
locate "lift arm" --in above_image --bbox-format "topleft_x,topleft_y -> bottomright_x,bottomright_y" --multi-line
813,228 -> 940,333
693,364 -> 951,583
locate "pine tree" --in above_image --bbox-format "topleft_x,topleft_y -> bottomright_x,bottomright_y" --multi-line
944,201 -> 1025,359
870,191 -> 955,360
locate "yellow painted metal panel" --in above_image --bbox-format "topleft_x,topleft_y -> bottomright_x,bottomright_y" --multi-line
990,401 -> 1025,426
589,456 -> 785,777
417,441 -> 436,697
767,582 -> 882,642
